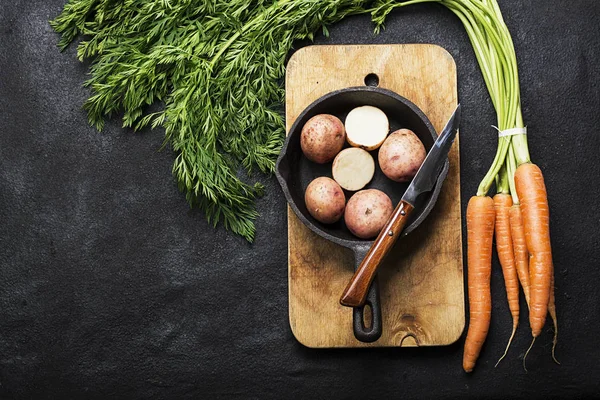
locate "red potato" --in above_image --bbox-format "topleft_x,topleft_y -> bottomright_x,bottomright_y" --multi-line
304,177 -> 346,224
344,189 -> 393,239
378,129 -> 426,182
300,114 -> 346,164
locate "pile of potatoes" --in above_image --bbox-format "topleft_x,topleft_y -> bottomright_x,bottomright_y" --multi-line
301,105 -> 426,239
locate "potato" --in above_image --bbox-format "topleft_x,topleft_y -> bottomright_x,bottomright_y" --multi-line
344,105 -> 389,150
304,177 -> 346,224
300,114 -> 346,164
332,148 -> 375,191
344,189 -> 393,239
378,129 -> 426,182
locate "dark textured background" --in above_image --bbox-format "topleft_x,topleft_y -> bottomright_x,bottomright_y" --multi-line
1,1 -> 599,399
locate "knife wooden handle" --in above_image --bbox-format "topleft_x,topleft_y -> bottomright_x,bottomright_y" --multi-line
340,200 -> 414,308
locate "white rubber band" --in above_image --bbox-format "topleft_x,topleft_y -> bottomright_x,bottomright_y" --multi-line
496,126 -> 527,138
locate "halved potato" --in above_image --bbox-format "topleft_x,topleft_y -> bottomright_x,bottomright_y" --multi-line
332,148 -> 375,192
344,105 -> 389,150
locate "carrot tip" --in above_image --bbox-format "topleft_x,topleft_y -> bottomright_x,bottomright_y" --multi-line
523,337 -> 536,373
495,325 -> 517,368
550,308 -> 559,365
552,334 -> 560,365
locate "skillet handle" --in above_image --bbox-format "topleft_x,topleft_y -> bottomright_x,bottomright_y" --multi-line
352,244 -> 382,343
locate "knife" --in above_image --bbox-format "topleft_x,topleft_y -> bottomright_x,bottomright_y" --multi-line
339,104 -> 461,308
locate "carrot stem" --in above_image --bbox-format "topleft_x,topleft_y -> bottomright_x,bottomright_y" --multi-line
511,131 -> 530,166
496,164 -> 509,194
445,0 -> 530,193
506,143 -> 519,204
477,138 -> 510,196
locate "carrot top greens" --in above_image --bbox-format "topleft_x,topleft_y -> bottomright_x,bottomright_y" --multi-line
51,0 -> 526,240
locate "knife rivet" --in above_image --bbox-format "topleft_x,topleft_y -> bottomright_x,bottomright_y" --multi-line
388,230 -> 393,236
400,210 -> 406,216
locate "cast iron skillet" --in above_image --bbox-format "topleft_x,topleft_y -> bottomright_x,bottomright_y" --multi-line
276,86 -> 449,343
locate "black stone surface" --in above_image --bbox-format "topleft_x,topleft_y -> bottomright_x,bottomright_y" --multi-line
1,1 -> 599,398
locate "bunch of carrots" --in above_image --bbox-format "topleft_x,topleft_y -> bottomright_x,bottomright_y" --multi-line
437,0 -> 559,372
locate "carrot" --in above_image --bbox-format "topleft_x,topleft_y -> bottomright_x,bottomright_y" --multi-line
463,195 -> 495,373
548,266 -> 560,364
509,204 -> 530,306
515,163 -> 553,338
515,163 -> 554,371
493,193 -> 520,366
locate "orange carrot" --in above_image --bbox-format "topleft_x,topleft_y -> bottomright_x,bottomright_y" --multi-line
509,204 -> 530,306
515,163 -> 553,338
493,193 -> 520,366
463,195 -> 495,373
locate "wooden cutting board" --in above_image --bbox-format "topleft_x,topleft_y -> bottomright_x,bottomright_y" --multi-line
285,44 -> 464,348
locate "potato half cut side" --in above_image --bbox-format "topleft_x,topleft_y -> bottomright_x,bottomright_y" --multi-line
332,147 -> 375,191
344,106 -> 389,150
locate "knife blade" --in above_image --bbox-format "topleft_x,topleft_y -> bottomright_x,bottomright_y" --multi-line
402,104 -> 461,206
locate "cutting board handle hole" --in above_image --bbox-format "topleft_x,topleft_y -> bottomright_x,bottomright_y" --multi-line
362,304 -> 373,329
364,73 -> 379,87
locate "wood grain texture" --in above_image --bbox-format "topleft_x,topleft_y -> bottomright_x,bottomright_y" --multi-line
286,44 -> 463,348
